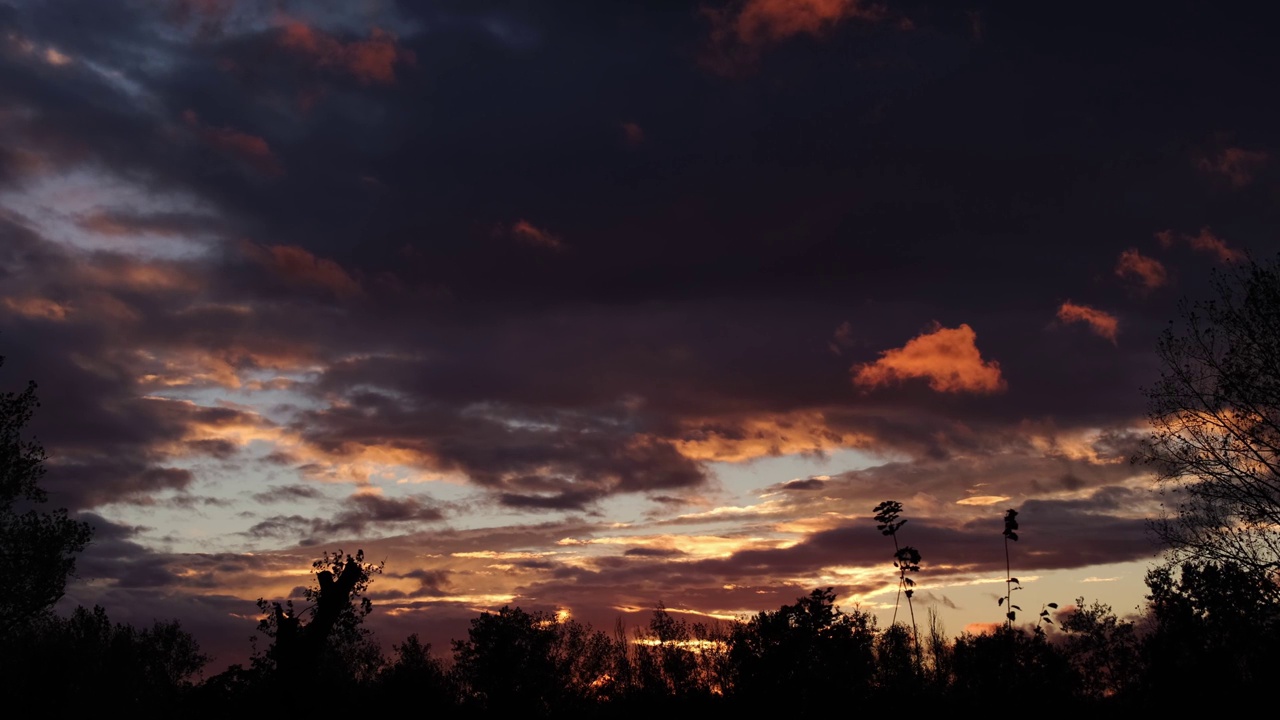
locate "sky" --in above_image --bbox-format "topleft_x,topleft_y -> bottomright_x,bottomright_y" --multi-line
2,0 -> 1279,673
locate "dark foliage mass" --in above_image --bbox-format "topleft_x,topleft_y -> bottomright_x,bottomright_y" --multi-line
66,559 -> 1272,715
0,605 -> 207,712
0,355 -> 92,627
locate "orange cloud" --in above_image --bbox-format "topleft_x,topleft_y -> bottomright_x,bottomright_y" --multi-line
1197,146 -> 1268,187
669,411 -> 873,462
1185,227 -> 1243,263
138,344 -> 319,390
702,0 -> 887,73
247,243 -> 361,298
278,21 -> 413,85
713,0 -> 884,46
182,110 -> 282,176
1056,302 -> 1118,344
44,47 -> 72,66
2,296 -> 71,321
511,220 -> 566,251
852,323 -> 1006,394
963,622 -> 1002,636
83,260 -> 197,292
1153,227 -> 1243,264
1114,248 -> 1167,290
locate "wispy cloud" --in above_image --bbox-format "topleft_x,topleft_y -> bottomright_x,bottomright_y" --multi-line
1157,227 -> 1244,264
702,0 -> 888,73
276,20 -> 415,85
1196,146 -> 1268,187
1057,302 -> 1119,344
509,219 -> 566,251
182,110 -> 282,176
1114,248 -> 1168,290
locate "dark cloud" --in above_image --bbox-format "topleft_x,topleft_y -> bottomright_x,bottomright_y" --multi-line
3,0 -> 1280,674
246,493 -> 446,541
250,484 -> 326,504
624,547 -> 687,558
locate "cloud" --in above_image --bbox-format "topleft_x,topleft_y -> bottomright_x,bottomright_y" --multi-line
777,477 -> 828,491
1197,146 -> 1268,187
277,20 -> 414,85
669,411 -> 871,462
702,0 -> 887,73
250,484 -> 326,504
1157,227 -> 1243,264
245,242 -> 362,298
1056,302 -> 1118,344
509,219 -> 566,251
73,210 -> 215,239
852,323 -> 1006,394
1185,227 -> 1244,263
708,0 -> 884,47
246,492 -> 446,540
1114,248 -> 1168,290
621,122 -> 644,146
2,295 -> 71,321
287,387 -> 710,510
829,320 -> 854,355
955,495 -> 1009,506
181,110 -> 282,176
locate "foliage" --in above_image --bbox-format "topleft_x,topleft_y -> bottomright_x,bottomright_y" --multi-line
922,609 -> 952,691
874,622 -> 920,697
378,633 -> 457,709
451,605 -> 622,715
1057,598 -> 1141,702
1140,560 -> 1280,698
0,605 -> 207,710
632,603 -> 727,703
0,356 -> 92,628
950,625 -> 1077,706
728,588 -> 876,705
254,549 -> 385,688
1140,255 -> 1280,574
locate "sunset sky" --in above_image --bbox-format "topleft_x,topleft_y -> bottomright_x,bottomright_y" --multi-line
3,0 -> 1279,671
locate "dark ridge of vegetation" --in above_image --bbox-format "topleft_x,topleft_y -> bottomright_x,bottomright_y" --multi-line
6,549 -> 1277,714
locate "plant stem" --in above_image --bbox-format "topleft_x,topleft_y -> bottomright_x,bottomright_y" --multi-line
892,533 -> 902,626
1004,534 -> 1012,628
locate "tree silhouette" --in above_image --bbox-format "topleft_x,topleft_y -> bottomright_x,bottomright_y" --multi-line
378,633 -> 456,710
1058,598 -> 1140,702
254,549 -> 384,692
1,605 -> 206,711
451,606 -> 565,715
0,355 -> 92,628
728,588 -> 876,706
1141,560 -> 1280,701
1140,255 -> 1280,574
